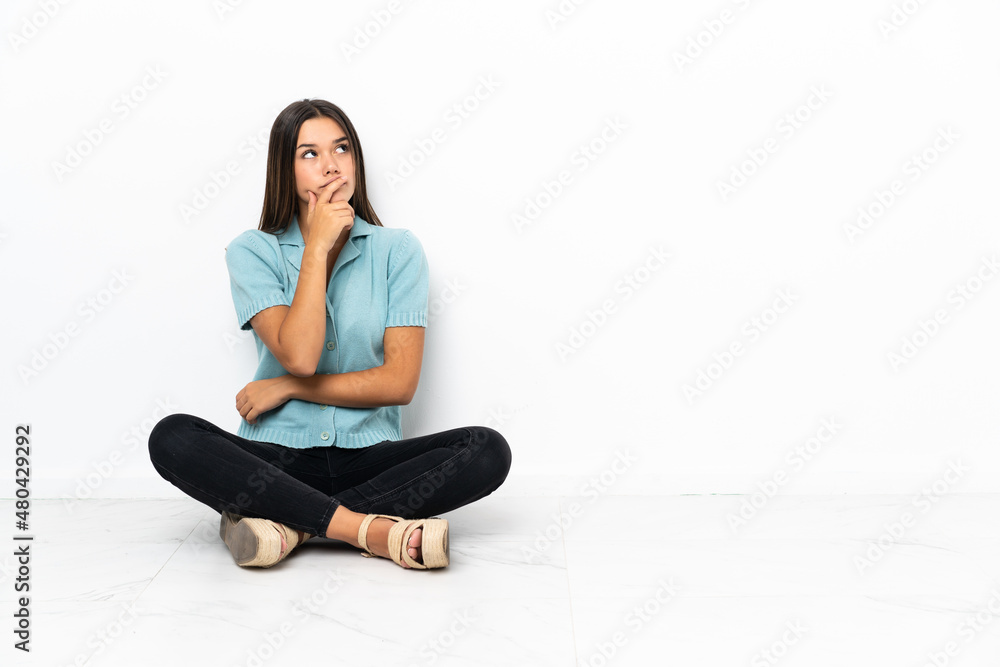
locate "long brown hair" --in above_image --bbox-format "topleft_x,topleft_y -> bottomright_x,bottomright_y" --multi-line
258,99 -> 383,233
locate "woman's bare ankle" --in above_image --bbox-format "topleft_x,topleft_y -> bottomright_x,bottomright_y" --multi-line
324,505 -> 364,544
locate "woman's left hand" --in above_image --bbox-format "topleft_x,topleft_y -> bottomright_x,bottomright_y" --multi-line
236,376 -> 292,424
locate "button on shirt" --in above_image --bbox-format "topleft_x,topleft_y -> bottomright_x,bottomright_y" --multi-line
224,214 -> 429,449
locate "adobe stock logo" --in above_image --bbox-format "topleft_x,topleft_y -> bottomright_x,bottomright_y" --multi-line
340,0 -> 410,62
886,254 -> 998,371
672,0 -> 756,73
716,85 -> 832,202
751,620 -> 807,667
842,126 -> 958,244
853,459 -> 969,575
385,76 -> 500,191
8,0 -> 71,52
555,246 -> 669,361
179,125 -> 271,224
513,117 -> 627,233
51,66 -> 169,182
727,417 -> 843,533
877,0 -> 932,38
19,269 -> 135,385
683,289 -> 797,404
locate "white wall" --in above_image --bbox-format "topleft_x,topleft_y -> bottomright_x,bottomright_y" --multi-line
3,0 -> 998,504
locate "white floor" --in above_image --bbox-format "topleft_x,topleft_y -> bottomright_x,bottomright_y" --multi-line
3,494 -> 1000,666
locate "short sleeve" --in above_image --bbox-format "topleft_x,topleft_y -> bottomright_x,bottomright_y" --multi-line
385,230 -> 429,328
224,231 -> 290,331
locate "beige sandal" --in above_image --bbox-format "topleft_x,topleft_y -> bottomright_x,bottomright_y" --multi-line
220,511 -> 311,568
357,514 -> 449,569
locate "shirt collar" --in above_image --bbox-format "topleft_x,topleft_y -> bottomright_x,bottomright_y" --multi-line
276,213 -> 373,247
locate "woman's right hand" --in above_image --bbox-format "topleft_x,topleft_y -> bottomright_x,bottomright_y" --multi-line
305,176 -> 354,254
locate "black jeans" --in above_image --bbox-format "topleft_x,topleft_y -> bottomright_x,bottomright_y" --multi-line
147,413 -> 512,536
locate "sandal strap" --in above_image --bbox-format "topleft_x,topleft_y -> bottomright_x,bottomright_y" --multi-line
272,522 -> 310,558
358,513 -> 401,556
389,519 -> 428,569
356,514 -> 437,569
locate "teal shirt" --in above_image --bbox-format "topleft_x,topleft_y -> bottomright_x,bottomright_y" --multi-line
224,214 -> 429,449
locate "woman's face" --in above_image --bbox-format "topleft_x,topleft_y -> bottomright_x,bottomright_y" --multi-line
293,116 -> 356,206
